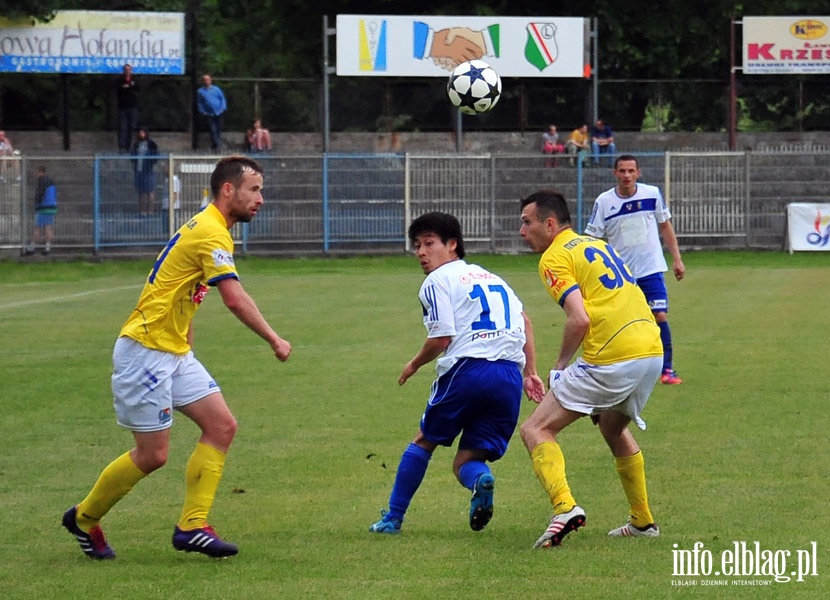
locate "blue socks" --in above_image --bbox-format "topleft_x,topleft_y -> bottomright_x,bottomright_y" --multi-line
658,320 -> 673,371
387,443 -> 432,521
458,461 -> 491,491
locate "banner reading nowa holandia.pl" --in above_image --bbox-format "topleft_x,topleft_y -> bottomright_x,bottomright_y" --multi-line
0,10 -> 185,75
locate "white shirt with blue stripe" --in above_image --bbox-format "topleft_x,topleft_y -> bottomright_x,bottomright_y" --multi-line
418,260 -> 527,378
585,183 -> 671,278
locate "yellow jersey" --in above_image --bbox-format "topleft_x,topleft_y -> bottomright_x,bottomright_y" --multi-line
568,128 -> 589,148
119,203 -> 238,355
538,229 -> 662,365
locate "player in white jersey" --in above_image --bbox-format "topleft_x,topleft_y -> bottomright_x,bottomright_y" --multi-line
585,155 -> 685,384
369,212 -> 544,535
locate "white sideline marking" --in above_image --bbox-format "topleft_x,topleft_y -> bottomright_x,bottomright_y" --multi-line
0,285 -> 139,311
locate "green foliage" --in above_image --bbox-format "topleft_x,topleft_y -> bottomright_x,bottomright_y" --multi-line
3,0 -> 830,132
0,252 -> 828,599
0,0 -> 58,21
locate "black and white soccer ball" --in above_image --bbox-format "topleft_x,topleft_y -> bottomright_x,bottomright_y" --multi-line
447,60 -> 502,115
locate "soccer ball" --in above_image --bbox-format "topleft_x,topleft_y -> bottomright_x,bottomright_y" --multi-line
447,60 -> 502,115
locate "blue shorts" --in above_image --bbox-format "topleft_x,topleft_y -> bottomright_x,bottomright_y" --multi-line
420,358 -> 522,462
35,213 -> 55,227
637,272 -> 669,313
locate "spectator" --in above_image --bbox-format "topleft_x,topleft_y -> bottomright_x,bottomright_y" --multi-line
197,74 -> 227,152
541,124 -> 565,167
249,119 -> 272,154
24,166 -> 58,256
0,130 -> 20,182
115,64 -> 139,153
131,127 -> 159,215
565,124 -> 590,167
590,119 -> 617,167
244,128 -> 255,153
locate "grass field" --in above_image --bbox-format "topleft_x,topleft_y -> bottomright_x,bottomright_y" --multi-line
0,251 -> 827,599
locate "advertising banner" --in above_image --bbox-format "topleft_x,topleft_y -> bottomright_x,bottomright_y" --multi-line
336,15 -> 589,78
743,16 -> 830,74
0,11 -> 185,74
787,203 -> 830,253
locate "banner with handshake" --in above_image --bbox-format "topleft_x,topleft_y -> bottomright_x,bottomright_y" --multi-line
337,15 -> 589,78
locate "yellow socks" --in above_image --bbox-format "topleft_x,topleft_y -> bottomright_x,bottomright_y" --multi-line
530,441 -> 576,514
177,442 -> 227,531
76,451 -> 146,531
615,451 -> 655,528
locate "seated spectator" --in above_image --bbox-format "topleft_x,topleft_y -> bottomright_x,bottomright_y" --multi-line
244,128 -> 255,153
249,119 -> 272,154
541,124 -> 565,167
566,124 -> 590,167
591,119 -> 617,167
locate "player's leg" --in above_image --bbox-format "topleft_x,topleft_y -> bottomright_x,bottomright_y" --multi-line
598,411 -> 660,536
369,432 -> 437,534
455,448 -> 494,531
172,391 -> 239,557
64,338 -> 173,558
654,310 -> 681,383
597,356 -> 662,537
520,389 -> 586,547
637,274 -> 681,384
371,362 -> 470,534
167,354 -> 239,557
454,359 -> 523,531
176,391 -> 237,528
520,388 -> 582,514
73,429 -> 166,527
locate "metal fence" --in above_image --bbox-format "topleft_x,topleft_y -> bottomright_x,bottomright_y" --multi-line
2,150 -> 827,257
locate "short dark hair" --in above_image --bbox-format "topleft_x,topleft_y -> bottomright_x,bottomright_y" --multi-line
614,154 -> 638,169
408,211 -> 466,259
520,189 -> 571,225
210,155 -> 263,196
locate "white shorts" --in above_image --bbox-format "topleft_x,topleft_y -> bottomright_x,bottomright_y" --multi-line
111,337 -> 221,432
551,356 -> 662,430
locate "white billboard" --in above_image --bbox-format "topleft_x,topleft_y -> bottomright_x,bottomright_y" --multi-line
336,15 -> 589,78
0,11 -> 185,74
743,16 -> 830,74
788,203 -> 830,253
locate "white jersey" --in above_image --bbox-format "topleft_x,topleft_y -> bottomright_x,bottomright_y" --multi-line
585,183 -> 671,278
418,260 -> 527,377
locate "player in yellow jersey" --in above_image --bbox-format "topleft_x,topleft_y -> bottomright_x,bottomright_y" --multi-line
62,155 -> 292,560
518,189 -> 663,549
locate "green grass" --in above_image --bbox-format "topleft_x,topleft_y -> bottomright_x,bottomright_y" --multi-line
0,251 -> 827,599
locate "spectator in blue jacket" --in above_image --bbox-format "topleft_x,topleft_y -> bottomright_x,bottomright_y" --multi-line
197,74 -> 227,151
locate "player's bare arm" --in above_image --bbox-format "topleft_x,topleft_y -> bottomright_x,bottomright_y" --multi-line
658,220 -> 685,281
555,290 -> 590,370
399,335 -> 451,385
521,312 -> 545,403
216,277 -> 292,362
